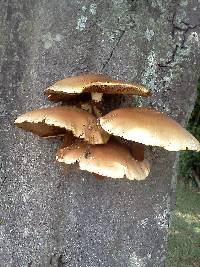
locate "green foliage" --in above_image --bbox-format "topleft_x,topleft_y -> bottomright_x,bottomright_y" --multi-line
167,81 -> 200,267
179,80 -> 200,186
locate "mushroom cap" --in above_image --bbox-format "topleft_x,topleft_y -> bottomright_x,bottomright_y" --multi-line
56,141 -> 150,180
15,106 -> 109,144
100,107 -> 200,151
57,139 -> 85,165
44,74 -> 151,101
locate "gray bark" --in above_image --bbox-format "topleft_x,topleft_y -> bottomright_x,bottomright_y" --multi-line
1,0 -> 200,266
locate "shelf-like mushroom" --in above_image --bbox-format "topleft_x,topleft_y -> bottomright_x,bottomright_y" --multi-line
44,74 -> 151,102
15,106 -> 109,144
100,107 -> 200,151
56,140 -> 150,180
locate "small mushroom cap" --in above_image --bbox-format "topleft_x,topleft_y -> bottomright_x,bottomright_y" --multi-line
44,74 -> 151,101
57,140 -> 85,164
15,106 -> 109,144
100,107 -> 200,151
56,141 -> 150,180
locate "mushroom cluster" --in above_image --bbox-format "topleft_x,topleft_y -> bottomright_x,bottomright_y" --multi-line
15,74 -> 200,181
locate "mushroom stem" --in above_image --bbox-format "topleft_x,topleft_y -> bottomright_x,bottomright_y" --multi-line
80,102 -> 102,117
111,137 -> 145,161
91,92 -> 103,102
81,103 -> 93,114
92,105 -> 102,118
61,132 -> 75,148
130,142 -> 145,161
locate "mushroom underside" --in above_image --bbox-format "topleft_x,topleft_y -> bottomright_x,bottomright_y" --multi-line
45,91 -> 91,102
86,84 -> 150,96
45,84 -> 150,102
16,121 -> 66,137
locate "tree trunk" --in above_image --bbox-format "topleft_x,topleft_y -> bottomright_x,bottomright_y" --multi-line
1,0 -> 200,266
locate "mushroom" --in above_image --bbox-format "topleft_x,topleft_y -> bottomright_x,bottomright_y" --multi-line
100,107 -> 200,151
44,74 -> 151,102
15,106 -> 109,144
113,137 -> 145,161
56,140 -> 150,180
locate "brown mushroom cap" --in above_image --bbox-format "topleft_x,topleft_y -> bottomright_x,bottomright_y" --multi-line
100,107 -> 200,151
56,141 -> 150,180
15,106 -> 109,144
44,74 -> 151,101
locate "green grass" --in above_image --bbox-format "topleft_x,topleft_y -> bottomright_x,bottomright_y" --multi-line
166,181 -> 200,267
